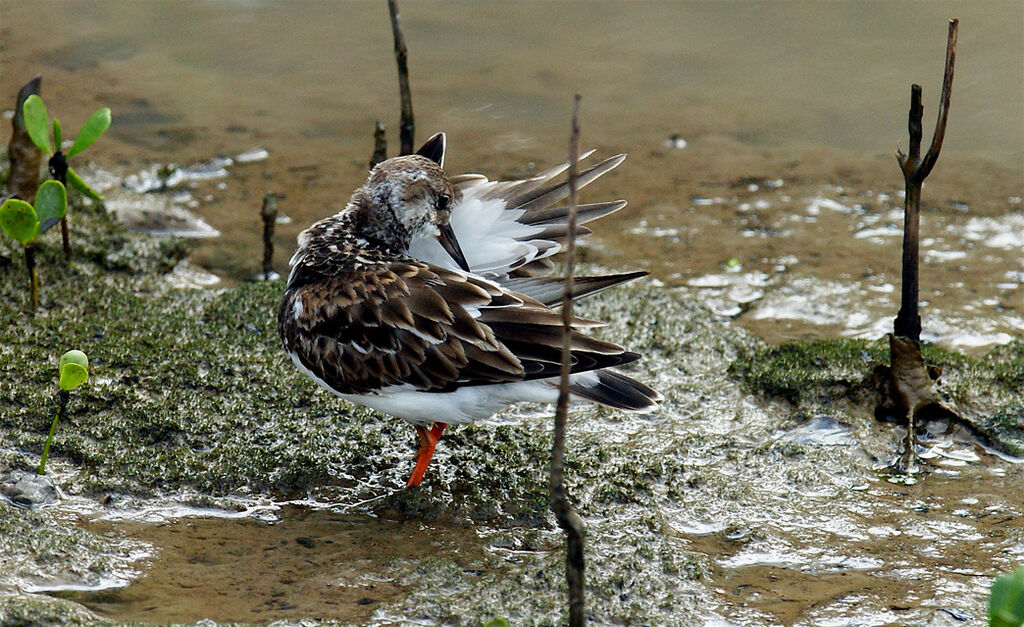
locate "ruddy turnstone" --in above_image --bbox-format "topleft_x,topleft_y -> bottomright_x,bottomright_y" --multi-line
279,133 -> 660,487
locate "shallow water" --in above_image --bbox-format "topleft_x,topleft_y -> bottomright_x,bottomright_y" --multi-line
3,0 -> 1020,352
1,1 -> 1022,625
59,507 -> 486,625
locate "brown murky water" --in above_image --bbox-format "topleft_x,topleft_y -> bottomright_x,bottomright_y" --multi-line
2,1 -> 1022,625
2,0 -> 1020,351
61,507 -> 487,625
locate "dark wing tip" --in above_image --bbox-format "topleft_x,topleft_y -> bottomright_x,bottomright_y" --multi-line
571,369 -> 661,413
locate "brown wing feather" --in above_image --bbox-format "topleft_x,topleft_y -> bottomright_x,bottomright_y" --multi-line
279,260 -> 638,395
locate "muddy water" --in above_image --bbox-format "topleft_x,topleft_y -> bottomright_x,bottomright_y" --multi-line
60,507 -> 487,625
2,1 -> 1021,351
1,1 -> 1022,625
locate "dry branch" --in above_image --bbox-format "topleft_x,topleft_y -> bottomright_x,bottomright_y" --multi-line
387,0 -> 415,155
370,120 -> 388,168
551,94 -> 586,627
260,192 -> 280,279
893,18 -> 958,341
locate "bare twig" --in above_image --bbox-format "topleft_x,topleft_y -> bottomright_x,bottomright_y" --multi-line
893,18 -> 958,342
370,120 -> 388,168
25,244 -> 38,311
551,94 -> 586,627
260,193 -> 280,279
915,19 -> 958,184
387,0 -> 415,155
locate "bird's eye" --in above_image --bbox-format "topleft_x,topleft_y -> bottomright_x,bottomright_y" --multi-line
437,193 -> 451,212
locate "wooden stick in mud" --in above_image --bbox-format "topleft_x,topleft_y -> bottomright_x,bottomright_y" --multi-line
893,18 -> 958,342
370,120 -> 388,168
25,244 -> 38,311
387,0 -> 415,156
551,94 -> 586,627
260,193 -> 279,280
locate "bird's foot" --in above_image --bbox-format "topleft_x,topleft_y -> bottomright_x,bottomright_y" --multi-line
406,422 -> 448,488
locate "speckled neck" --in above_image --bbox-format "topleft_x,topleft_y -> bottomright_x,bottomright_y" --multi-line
344,188 -> 411,254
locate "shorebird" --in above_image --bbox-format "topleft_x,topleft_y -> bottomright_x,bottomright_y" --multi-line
279,133 -> 660,487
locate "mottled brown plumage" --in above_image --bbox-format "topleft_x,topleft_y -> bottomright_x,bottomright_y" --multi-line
278,133 -> 660,486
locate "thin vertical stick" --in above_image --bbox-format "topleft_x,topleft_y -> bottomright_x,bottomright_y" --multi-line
370,120 -> 388,168
25,245 -> 38,311
893,18 -> 958,342
551,94 -> 585,627
915,19 -> 958,184
260,193 -> 279,280
387,0 -> 415,155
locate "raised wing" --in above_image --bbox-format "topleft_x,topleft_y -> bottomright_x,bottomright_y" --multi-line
408,153 -> 628,278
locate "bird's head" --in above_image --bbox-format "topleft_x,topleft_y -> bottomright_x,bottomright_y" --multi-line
351,132 -> 468,271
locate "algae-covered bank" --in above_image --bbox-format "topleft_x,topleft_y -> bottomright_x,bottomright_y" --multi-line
0,197 -> 1022,625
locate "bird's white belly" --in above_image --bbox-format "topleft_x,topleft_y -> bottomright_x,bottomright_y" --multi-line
341,381 -> 558,425
288,349 -> 600,426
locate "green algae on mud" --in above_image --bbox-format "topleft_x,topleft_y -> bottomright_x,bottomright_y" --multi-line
1,204 -> 1022,624
0,203 -> 716,622
0,593 -> 107,627
0,501 -> 143,626
0,211 -> 657,520
731,337 -> 1024,456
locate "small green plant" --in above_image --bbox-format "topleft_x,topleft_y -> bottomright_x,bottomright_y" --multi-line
0,180 -> 68,310
990,565 -> 1024,627
483,619 -> 510,627
38,350 -> 89,475
22,94 -> 110,257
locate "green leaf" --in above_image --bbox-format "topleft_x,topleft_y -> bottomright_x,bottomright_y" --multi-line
0,198 -> 40,245
58,350 -> 89,391
58,363 -> 88,391
22,95 -> 53,154
68,107 -> 111,157
483,620 -> 510,627
66,167 -> 103,201
60,349 -> 89,372
990,565 -> 1024,627
34,180 -> 68,234
53,118 -> 63,149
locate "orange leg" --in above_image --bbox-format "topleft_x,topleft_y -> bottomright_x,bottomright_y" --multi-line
406,422 -> 448,487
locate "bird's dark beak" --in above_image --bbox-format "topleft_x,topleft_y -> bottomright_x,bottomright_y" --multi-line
438,222 -> 470,272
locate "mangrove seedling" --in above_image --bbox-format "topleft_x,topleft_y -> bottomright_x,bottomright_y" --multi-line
0,180 -> 68,310
38,350 -> 89,475
22,94 -> 111,257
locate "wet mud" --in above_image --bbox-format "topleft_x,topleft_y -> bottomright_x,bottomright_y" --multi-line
1,1 -> 1022,625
